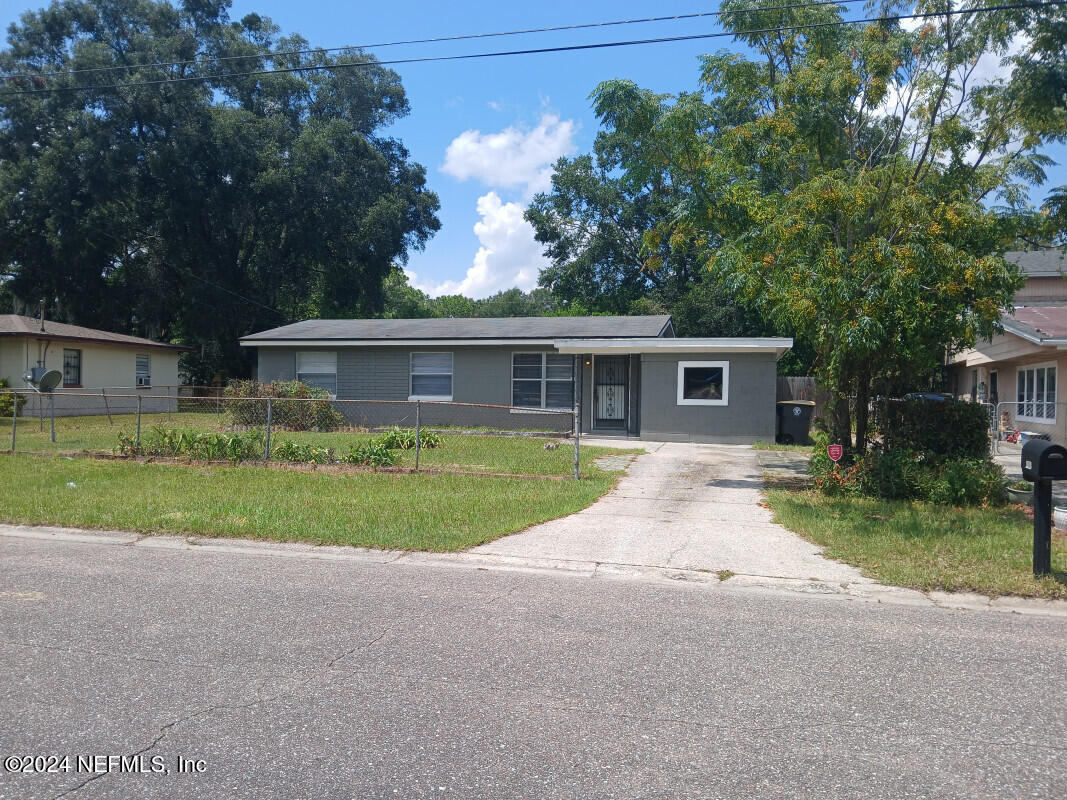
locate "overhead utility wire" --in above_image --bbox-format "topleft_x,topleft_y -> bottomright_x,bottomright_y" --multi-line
2,1 -> 1063,97
2,0 -> 870,82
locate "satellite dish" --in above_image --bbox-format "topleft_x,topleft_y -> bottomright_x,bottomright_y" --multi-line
34,369 -> 63,393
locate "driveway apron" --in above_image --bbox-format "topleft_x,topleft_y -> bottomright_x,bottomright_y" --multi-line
474,443 -> 868,583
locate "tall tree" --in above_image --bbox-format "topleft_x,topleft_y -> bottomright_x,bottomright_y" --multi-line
525,94 -> 814,375
592,0 -> 1065,455
0,0 -> 439,380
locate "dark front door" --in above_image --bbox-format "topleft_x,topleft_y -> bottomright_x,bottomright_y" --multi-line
594,356 -> 628,429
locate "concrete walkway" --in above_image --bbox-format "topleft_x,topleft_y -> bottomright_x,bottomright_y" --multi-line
473,441 -> 870,584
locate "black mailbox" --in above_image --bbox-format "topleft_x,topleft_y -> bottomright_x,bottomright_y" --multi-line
1021,439 -> 1067,481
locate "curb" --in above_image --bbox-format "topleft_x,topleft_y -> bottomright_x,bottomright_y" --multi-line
2,523 -> 1067,618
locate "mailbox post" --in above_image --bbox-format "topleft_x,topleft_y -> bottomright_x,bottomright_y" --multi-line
1034,478 -> 1053,576
1021,439 -> 1067,576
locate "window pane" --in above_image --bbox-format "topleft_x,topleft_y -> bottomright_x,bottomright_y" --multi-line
682,367 -> 724,401
546,380 -> 574,409
411,374 -> 451,397
297,374 -> 336,396
513,365 -> 542,379
412,352 -> 452,374
296,351 -> 336,373
63,349 -> 81,386
546,355 -> 573,380
512,380 -> 541,407
512,353 -> 543,380
1047,368 -> 1057,419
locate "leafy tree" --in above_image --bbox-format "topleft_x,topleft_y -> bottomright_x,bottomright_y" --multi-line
0,0 -> 439,379
525,103 -> 812,373
378,271 -> 577,319
590,0 -> 1065,455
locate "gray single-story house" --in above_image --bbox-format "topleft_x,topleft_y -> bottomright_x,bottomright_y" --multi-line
239,315 -> 792,443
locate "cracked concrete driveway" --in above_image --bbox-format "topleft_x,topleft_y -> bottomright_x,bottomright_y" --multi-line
474,442 -> 867,584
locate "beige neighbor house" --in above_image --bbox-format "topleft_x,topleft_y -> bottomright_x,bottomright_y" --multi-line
0,314 -> 187,415
949,248 -> 1067,443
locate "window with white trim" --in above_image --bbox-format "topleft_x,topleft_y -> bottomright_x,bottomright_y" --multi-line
1017,364 -> 1056,422
135,354 -> 151,388
296,351 -> 337,397
512,353 -> 574,409
677,361 -> 729,406
410,352 -> 453,399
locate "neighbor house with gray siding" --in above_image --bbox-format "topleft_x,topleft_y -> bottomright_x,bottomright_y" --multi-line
240,315 -> 791,443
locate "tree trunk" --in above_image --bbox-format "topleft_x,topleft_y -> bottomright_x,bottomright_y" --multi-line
830,373 -> 853,461
854,364 -> 872,457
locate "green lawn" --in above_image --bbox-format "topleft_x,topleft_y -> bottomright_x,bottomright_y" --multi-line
0,453 -> 622,551
751,440 -> 813,452
765,488 -> 1067,599
4,412 -> 615,477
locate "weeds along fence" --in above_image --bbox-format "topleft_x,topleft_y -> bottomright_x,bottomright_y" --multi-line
0,391 -> 582,479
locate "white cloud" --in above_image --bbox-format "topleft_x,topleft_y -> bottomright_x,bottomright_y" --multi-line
406,192 -> 546,299
441,113 -> 577,197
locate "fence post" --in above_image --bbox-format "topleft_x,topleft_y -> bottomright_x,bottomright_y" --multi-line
264,397 -> 273,461
573,402 -> 580,480
49,392 -> 55,443
10,392 -> 18,453
136,394 -> 143,454
101,388 -> 113,426
414,400 -> 421,472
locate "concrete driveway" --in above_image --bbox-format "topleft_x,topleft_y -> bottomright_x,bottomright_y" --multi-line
474,442 -> 867,585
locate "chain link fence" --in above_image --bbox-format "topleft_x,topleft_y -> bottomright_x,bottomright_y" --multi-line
991,400 -> 1067,458
1,391 -> 582,479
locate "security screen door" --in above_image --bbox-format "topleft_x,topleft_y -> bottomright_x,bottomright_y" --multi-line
594,356 -> 628,430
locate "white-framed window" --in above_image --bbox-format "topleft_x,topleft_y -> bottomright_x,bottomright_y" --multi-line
1017,363 -> 1056,423
135,354 -> 151,388
296,351 -> 337,397
63,349 -> 82,387
410,352 -> 452,400
677,361 -> 729,406
512,352 -> 574,409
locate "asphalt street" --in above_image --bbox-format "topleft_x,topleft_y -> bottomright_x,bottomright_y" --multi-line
1,533 -> 1065,800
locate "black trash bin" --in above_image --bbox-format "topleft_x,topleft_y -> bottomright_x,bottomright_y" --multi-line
776,400 -> 815,445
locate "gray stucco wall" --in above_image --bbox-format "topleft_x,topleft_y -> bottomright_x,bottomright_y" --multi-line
638,352 -> 777,444
251,344 -> 571,432
252,345 -> 779,441
254,345 -> 562,403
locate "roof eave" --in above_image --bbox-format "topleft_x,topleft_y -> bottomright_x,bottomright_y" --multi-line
0,331 -> 192,351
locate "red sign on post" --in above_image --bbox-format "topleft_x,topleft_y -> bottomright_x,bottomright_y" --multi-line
827,444 -> 844,463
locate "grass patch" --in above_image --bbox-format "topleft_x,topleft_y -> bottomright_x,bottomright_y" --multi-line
3,412 -> 636,477
0,453 -> 621,551
751,440 -> 812,452
765,488 -> 1067,599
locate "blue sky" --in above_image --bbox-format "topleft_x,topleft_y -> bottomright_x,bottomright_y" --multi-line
3,0 -> 1065,297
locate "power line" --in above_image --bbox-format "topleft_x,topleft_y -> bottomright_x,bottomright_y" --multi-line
1,1 -> 1062,97
2,1 -> 869,83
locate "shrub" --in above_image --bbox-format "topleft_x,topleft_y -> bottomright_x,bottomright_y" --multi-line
340,441 -> 401,468
272,440 -> 335,464
375,427 -> 443,450
876,398 -> 990,460
376,426 -> 416,450
811,442 -> 1007,507
853,449 -> 928,501
927,458 -> 1007,506
119,426 -> 264,462
0,378 -> 26,418
419,430 -> 443,448
224,380 -> 344,432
